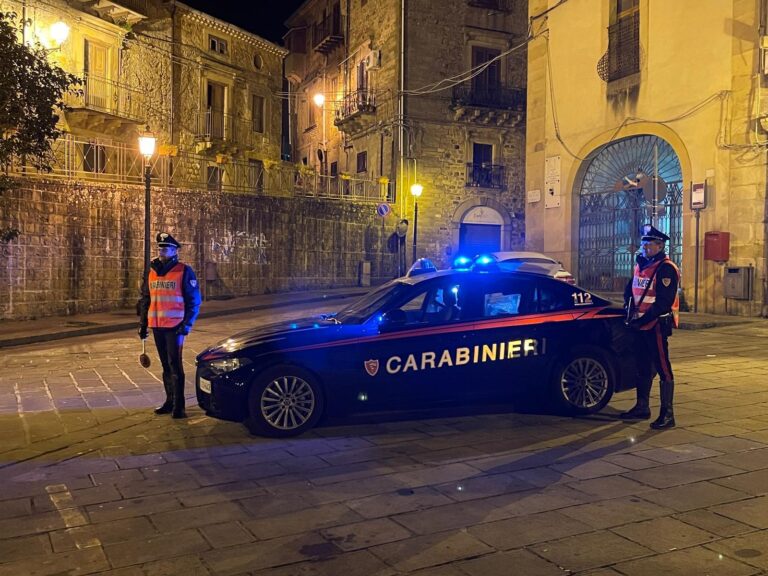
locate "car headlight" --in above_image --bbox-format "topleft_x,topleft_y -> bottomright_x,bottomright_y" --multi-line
207,358 -> 251,375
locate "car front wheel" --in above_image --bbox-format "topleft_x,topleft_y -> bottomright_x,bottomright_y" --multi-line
246,365 -> 324,437
550,347 -> 614,415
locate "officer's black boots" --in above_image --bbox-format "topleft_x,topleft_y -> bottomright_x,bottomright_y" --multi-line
650,380 -> 675,429
154,377 -> 174,415
620,400 -> 651,420
621,377 -> 652,420
172,376 -> 187,419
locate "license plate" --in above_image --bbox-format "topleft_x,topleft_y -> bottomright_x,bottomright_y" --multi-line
199,377 -> 211,394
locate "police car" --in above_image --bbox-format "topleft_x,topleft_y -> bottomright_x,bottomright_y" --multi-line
195,257 -> 640,437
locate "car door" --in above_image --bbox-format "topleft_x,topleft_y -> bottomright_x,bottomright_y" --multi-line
352,276 -> 476,411
461,275 -> 547,402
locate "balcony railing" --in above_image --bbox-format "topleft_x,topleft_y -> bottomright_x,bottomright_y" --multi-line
452,83 -> 525,110
64,74 -> 144,122
465,162 -> 506,189
334,90 -> 376,123
467,0 -> 512,11
3,134 -> 382,202
196,109 -> 233,141
598,11 -> 640,82
312,13 -> 344,53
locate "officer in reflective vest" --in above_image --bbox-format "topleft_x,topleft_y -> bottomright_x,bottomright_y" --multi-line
138,232 -> 201,418
621,224 -> 680,429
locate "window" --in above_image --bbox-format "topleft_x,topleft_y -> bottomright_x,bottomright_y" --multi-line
306,100 -> 316,129
209,35 -> 228,55
599,0 -> 640,82
248,160 -> 264,192
207,165 -> 223,191
330,161 -> 338,177
83,143 -> 106,173
457,278 -> 535,320
356,151 -> 367,173
470,143 -> 494,187
534,280 -> 596,313
471,46 -> 501,95
251,95 -> 264,133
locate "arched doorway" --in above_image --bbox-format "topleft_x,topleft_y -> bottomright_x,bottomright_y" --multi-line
578,135 -> 682,292
459,205 -> 504,255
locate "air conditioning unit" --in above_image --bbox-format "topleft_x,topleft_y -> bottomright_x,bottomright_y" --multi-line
365,49 -> 381,70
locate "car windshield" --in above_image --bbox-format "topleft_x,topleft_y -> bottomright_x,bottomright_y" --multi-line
335,281 -> 412,324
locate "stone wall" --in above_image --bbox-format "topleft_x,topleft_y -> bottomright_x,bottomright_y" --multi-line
0,179 -> 397,320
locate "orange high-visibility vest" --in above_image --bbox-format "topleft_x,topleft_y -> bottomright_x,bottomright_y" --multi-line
631,257 -> 680,330
148,263 -> 186,328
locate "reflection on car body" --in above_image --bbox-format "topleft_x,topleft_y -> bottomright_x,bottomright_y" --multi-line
195,259 -> 640,437
490,251 -> 576,285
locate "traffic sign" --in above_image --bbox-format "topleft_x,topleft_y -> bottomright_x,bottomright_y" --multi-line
376,202 -> 391,217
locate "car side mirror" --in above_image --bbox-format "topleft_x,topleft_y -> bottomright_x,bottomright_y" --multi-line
380,309 -> 406,331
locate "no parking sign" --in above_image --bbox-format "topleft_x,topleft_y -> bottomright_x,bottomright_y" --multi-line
376,202 -> 391,217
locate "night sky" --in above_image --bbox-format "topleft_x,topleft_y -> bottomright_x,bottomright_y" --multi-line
180,0 -> 307,44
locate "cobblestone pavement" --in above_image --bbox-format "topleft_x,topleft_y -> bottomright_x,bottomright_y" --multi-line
1,305 -> 767,576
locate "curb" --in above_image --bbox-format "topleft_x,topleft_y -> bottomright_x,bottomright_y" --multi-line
0,291 -> 365,349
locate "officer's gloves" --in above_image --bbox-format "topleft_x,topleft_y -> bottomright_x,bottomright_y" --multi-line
176,325 -> 190,336
139,326 -> 148,340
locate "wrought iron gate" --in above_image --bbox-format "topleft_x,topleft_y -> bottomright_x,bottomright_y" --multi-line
578,135 -> 682,292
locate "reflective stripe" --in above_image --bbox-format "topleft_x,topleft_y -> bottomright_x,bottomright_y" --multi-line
631,257 -> 680,330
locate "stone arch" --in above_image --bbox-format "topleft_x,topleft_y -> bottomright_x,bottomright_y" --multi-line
448,196 -> 517,258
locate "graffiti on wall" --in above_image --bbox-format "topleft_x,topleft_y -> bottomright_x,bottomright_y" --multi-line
211,231 -> 269,264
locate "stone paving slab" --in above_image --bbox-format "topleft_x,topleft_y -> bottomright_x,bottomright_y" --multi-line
1,307 -> 768,574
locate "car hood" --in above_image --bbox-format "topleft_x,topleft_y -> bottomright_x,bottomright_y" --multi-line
198,315 -> 343,359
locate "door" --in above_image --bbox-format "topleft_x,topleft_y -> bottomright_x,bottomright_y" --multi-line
84,40 -> 108,110
472,142 -> 493,187
471,46 -> 501,103
207,82 -> 226,139
459,223 -> 501,255
354,276 -> 476,411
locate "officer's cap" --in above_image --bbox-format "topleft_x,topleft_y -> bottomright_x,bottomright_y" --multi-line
156,232 -> 181,248
640,223 -> 669,243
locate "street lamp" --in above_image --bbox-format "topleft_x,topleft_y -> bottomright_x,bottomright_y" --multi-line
138,126 -> 156,281
410,183 -> 423,264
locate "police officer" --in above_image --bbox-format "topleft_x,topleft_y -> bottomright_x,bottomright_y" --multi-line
621,224 -> 680,429
138,232 -> 201,419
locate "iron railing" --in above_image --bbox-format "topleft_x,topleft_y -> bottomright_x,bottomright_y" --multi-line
598,11 -> 640,82
3,134 -> 383,202
467,0 -> 512,11
452,83 -> 525,110
64,74 -> 144,122
465,162 -> 506,189
334,90 -> 376,123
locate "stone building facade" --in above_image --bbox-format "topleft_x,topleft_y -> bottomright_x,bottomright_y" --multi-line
285,0 -> 528,270
0,0 -> 395,320
526,0 -> 768,317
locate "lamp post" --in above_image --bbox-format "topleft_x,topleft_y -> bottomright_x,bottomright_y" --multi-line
410,183 -> 423,264
138,126 -> 156,282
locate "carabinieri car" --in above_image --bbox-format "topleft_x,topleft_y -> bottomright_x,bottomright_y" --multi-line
195,259 -> 641,437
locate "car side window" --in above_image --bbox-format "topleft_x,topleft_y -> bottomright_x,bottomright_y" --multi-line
464,277 -> 534,319
534,279 -> 594,312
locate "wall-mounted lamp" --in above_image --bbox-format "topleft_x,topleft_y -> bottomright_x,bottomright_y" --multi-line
312,93 -> 325,107
47,21 -> 70,51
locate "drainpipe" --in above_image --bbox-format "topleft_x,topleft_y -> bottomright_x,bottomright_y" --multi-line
761,0 -> 768,316
398,0 -> 406,217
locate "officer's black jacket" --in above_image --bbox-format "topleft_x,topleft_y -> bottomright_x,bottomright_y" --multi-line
623,251 -> 678,327
137,256 -> 202,332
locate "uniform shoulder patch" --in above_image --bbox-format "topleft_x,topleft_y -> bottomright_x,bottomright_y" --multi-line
190,279 -> 197,288
662,277 -> 671,287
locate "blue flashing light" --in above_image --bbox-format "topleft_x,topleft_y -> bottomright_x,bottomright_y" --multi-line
452,255 -> 472,269
472,254 -> 500,273
289,323 -> 298,329
475,255 -> 494,265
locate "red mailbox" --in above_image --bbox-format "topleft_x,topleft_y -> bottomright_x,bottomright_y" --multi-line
704,231 -> 730,262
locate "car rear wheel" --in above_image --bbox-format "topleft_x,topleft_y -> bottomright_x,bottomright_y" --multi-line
550,347 -> 614,415
246,365 -> 324,437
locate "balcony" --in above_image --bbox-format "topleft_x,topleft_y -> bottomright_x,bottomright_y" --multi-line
63,74 -> 145,132
312,13 -> 344,54
597,11 -> 640,86
72,0 -> 147,25
451,83 -> 525,126
196,109 -> 233,143
465,163 -> 506,190
467,0 -> 512,11
334,90 -> 376,133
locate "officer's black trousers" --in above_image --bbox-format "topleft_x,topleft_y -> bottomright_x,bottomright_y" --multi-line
637,323 -> 674,395
152,328 -> 186,402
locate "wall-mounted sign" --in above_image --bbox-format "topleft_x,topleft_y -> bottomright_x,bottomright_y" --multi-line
527,189 -> 541,203
691,182 -> 706,210
544,155 -> 561,209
